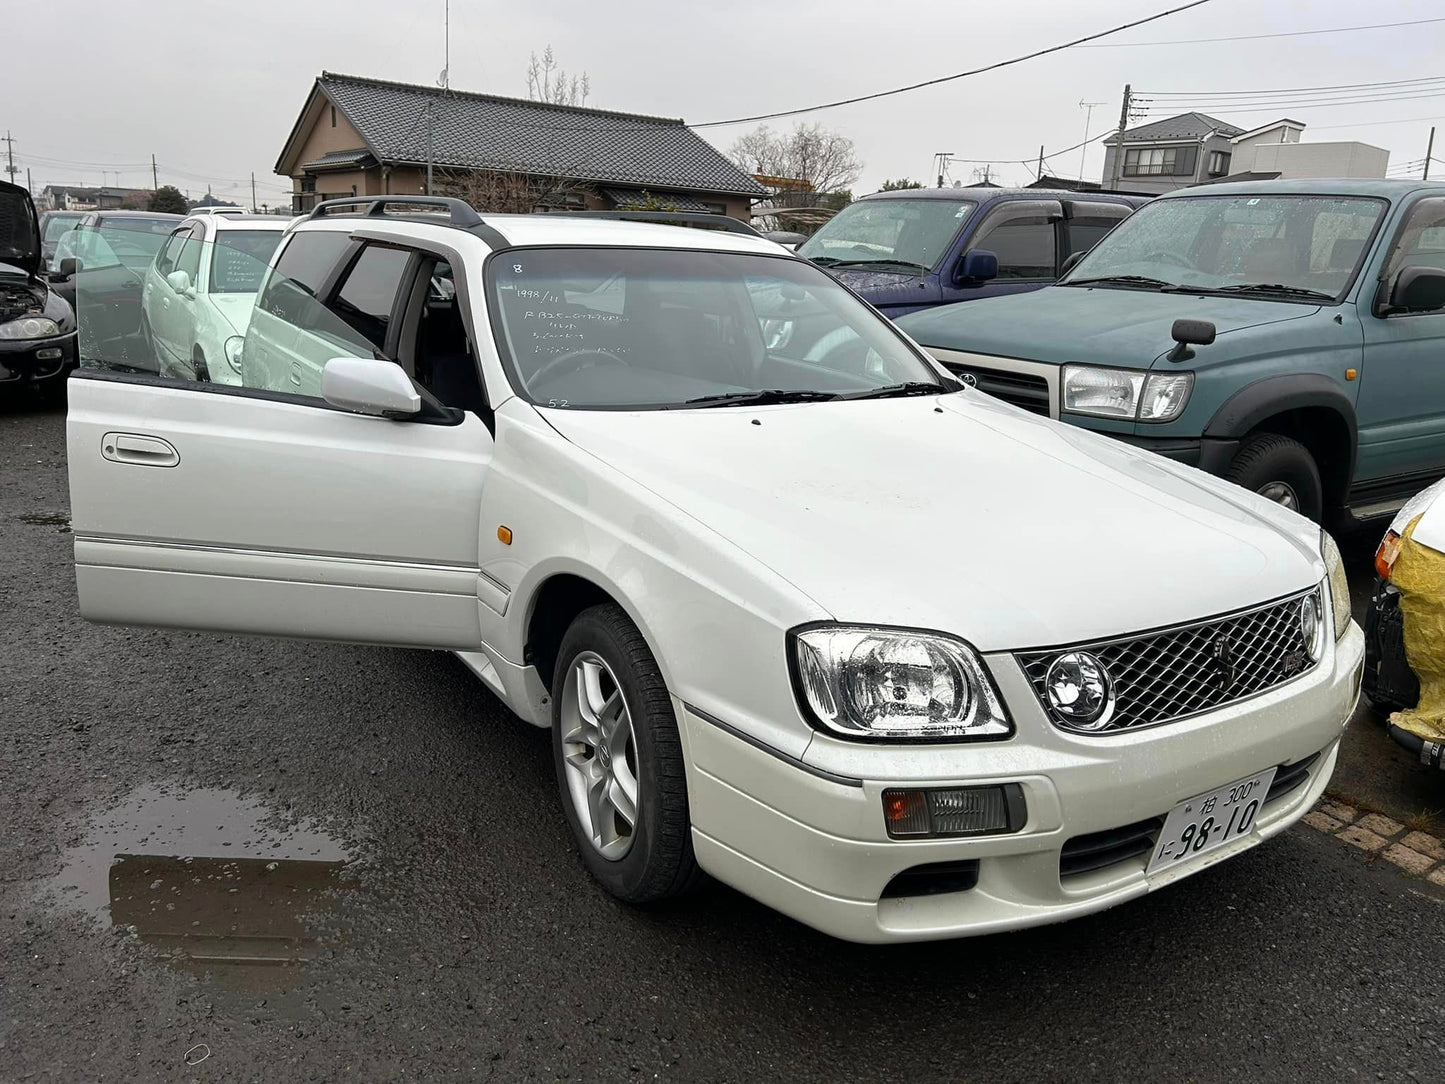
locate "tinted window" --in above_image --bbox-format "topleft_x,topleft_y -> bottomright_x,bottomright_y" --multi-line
265,231 -> 351,299
328,245 -> 410,349
1065,216 -> 1125,258
1383,197 -> 1445,281
975,217 -> 1056,279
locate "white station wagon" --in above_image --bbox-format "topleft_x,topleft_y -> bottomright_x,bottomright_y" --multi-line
67,197 -> 1363,943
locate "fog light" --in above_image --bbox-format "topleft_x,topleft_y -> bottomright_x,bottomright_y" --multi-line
882,784 -> 1023,839
35,347 -> 62,360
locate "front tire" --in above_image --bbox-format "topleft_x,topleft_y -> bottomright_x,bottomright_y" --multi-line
1225,434 -> 1324,521
551,604 -> 701,903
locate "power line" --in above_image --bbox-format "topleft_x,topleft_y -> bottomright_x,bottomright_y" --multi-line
1078,16 -> 1445,48
1141,75 -> 1445,98
1140,89 -> 1445,114
691,0 -> 1215,127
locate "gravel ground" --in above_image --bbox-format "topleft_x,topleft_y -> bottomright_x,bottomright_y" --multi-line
3,391 -> 1444,1082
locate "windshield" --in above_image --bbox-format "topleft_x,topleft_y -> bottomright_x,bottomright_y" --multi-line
43,213 -> 82,243
798,198 -> 975,273
488,247 -> 947,409
210,230 -> 285,293
1061,194 -> 1385,300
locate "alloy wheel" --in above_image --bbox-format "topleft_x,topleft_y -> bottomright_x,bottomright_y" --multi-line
559,651 -> 640,861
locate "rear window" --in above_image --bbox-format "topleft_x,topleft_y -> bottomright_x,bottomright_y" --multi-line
210,230 -> 285,293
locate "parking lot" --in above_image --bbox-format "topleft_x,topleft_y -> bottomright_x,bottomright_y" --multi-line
2,390 -> 1443,1081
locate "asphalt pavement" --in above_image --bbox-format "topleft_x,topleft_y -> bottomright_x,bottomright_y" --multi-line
3,390 -> 1444,1082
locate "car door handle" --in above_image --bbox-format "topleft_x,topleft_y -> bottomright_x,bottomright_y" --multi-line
102,432 -> 180,468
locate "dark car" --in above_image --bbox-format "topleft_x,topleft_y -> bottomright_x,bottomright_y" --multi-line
0,181 -> 78,399
798,187 -> 1148,317
38,210 -> 83,272
47,210 -> 182,368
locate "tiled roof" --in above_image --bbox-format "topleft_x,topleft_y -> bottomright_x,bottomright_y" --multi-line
302,148 -> 376,170
1105,112 -> 1244,144
314,72 -> 767,197
600,187 -> 722,212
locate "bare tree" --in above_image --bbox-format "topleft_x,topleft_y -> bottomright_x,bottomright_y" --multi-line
727,123 -> 861,199
526,45 -> 591,107
438,169 -> 592,215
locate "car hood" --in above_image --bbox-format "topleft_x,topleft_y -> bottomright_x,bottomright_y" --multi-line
895,286 -> 1318,368
0,180 -> 41,277
208,294 -> 257,336
542,393 -> 1321,650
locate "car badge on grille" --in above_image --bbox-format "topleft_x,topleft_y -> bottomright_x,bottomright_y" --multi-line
1209,632 -> 1236,692
958,371 -> 978,388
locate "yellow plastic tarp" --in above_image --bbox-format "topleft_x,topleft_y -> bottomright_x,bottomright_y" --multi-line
1390,514 -> 1445,742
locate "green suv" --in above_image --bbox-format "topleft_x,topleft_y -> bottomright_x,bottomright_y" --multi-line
894,179 -> 1445,524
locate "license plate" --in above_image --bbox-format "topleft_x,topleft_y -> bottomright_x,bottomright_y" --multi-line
1146,767 -> 1277,875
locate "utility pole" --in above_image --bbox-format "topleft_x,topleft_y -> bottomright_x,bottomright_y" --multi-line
151,154 -> 158,191
251,172 -> 258,212
1079,100 -> 1105,183
1426,126 -> 1437,181
1036,144 -> 1045,181
1109,84 -> 1132,190
2,131 -> 16,184
934,151 -> 953,188
425,100 -> 435,195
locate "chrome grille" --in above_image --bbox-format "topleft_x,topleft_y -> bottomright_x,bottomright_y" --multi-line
1018,590 -> 1322,734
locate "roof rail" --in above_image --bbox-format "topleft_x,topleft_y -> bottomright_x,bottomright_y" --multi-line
308,195 -> 483,228
543,210 -> 763,237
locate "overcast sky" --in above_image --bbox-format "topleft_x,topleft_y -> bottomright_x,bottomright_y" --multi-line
9,0 -> 1445,206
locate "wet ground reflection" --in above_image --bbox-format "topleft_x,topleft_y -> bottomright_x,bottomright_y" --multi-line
45,784 -> 352,987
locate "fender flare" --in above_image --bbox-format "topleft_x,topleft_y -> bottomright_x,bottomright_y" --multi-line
1203,373 -> 1358,479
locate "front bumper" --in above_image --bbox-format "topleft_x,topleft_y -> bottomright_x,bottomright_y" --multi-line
681,623 -> 1364,943
0,330 -> 78,385
1111,432 -> 1238,476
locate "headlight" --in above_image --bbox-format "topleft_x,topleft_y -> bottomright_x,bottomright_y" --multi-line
1321,529 -> 1351,639
790,625 -> 1012,741
1062,365 -> 1193,422
224,335 -> 245,373
0,317 -> 61,340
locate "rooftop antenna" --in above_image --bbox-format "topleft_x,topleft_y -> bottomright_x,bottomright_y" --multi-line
1079,100 -> 1105,183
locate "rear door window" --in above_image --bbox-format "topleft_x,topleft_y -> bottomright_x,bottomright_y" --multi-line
975,217 -> 1057,279
327,245 -> 411,350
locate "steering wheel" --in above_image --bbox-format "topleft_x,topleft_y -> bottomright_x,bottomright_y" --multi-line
529,347 -> 629,388
1140,251 -> 1194,270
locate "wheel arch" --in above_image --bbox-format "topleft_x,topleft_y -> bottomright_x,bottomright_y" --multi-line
1204,375 -> 1357,509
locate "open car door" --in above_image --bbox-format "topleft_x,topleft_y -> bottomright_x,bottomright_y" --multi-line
66,226 -> 494,650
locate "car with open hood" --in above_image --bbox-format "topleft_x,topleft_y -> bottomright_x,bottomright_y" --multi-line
895,179 -> 1445,527
0,180 -> 78,398
66,197 -> 1362,943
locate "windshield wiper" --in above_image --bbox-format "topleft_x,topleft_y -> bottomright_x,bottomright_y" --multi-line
678,389 -> 841,408
838,381 -> 948,400
1206,282 -> 1335,302
822,259 -> 929,274
1063,275 -> 1175,290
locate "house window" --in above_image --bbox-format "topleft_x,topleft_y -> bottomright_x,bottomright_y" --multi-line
1208,151 -> 1232,177
1123,146 -> 1198,178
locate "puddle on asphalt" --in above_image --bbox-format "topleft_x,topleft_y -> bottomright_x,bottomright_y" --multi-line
44,784 -> 353,989
18,510 -> 70,530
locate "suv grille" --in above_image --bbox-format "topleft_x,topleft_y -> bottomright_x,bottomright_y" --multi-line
1019,590 -> 1322,734
951,365 -> 1051,416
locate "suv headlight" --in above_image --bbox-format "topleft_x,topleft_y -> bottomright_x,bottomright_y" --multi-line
224,335 -> 245,373
1321,529 -> 1351,639
790,625 -> 1012,741
0,317 -> 61,340
1062,365 -> 1193,422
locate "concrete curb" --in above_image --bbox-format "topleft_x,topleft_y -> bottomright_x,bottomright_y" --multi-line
1305,799 -> 1445,887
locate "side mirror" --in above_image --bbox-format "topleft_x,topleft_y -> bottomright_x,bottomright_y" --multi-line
956,249 -> 999,284
1387,266 -> 1445,314
166,269 -> 193,295
321,357 -> 420,417
1059,251 -> 1086,277
57,257 -> 79,278
1166,318 -> 1216,362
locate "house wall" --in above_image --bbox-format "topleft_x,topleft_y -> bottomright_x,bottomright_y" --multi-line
1243,141 -> 1389,180
1102,132 -> 1236,194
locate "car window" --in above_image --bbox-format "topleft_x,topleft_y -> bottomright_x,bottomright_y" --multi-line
328,244 -> 411,349
255,231 -> 352,328
154,229 -> 187,276
489,247 -> 946,409
42,214 -> 80,243
1065,215 -> 1126,258
210,230 -> 284,293
798,198 -> 975,273
174,226 -> 204,283
973,216 -> 1056,279
1382,197 -> 1445,282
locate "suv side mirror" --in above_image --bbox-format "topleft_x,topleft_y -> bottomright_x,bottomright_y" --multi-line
321,357 -> 421,417
1386,265 -> 1445,314
956,249 -> 998,285
1059,251 -> 1086,277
